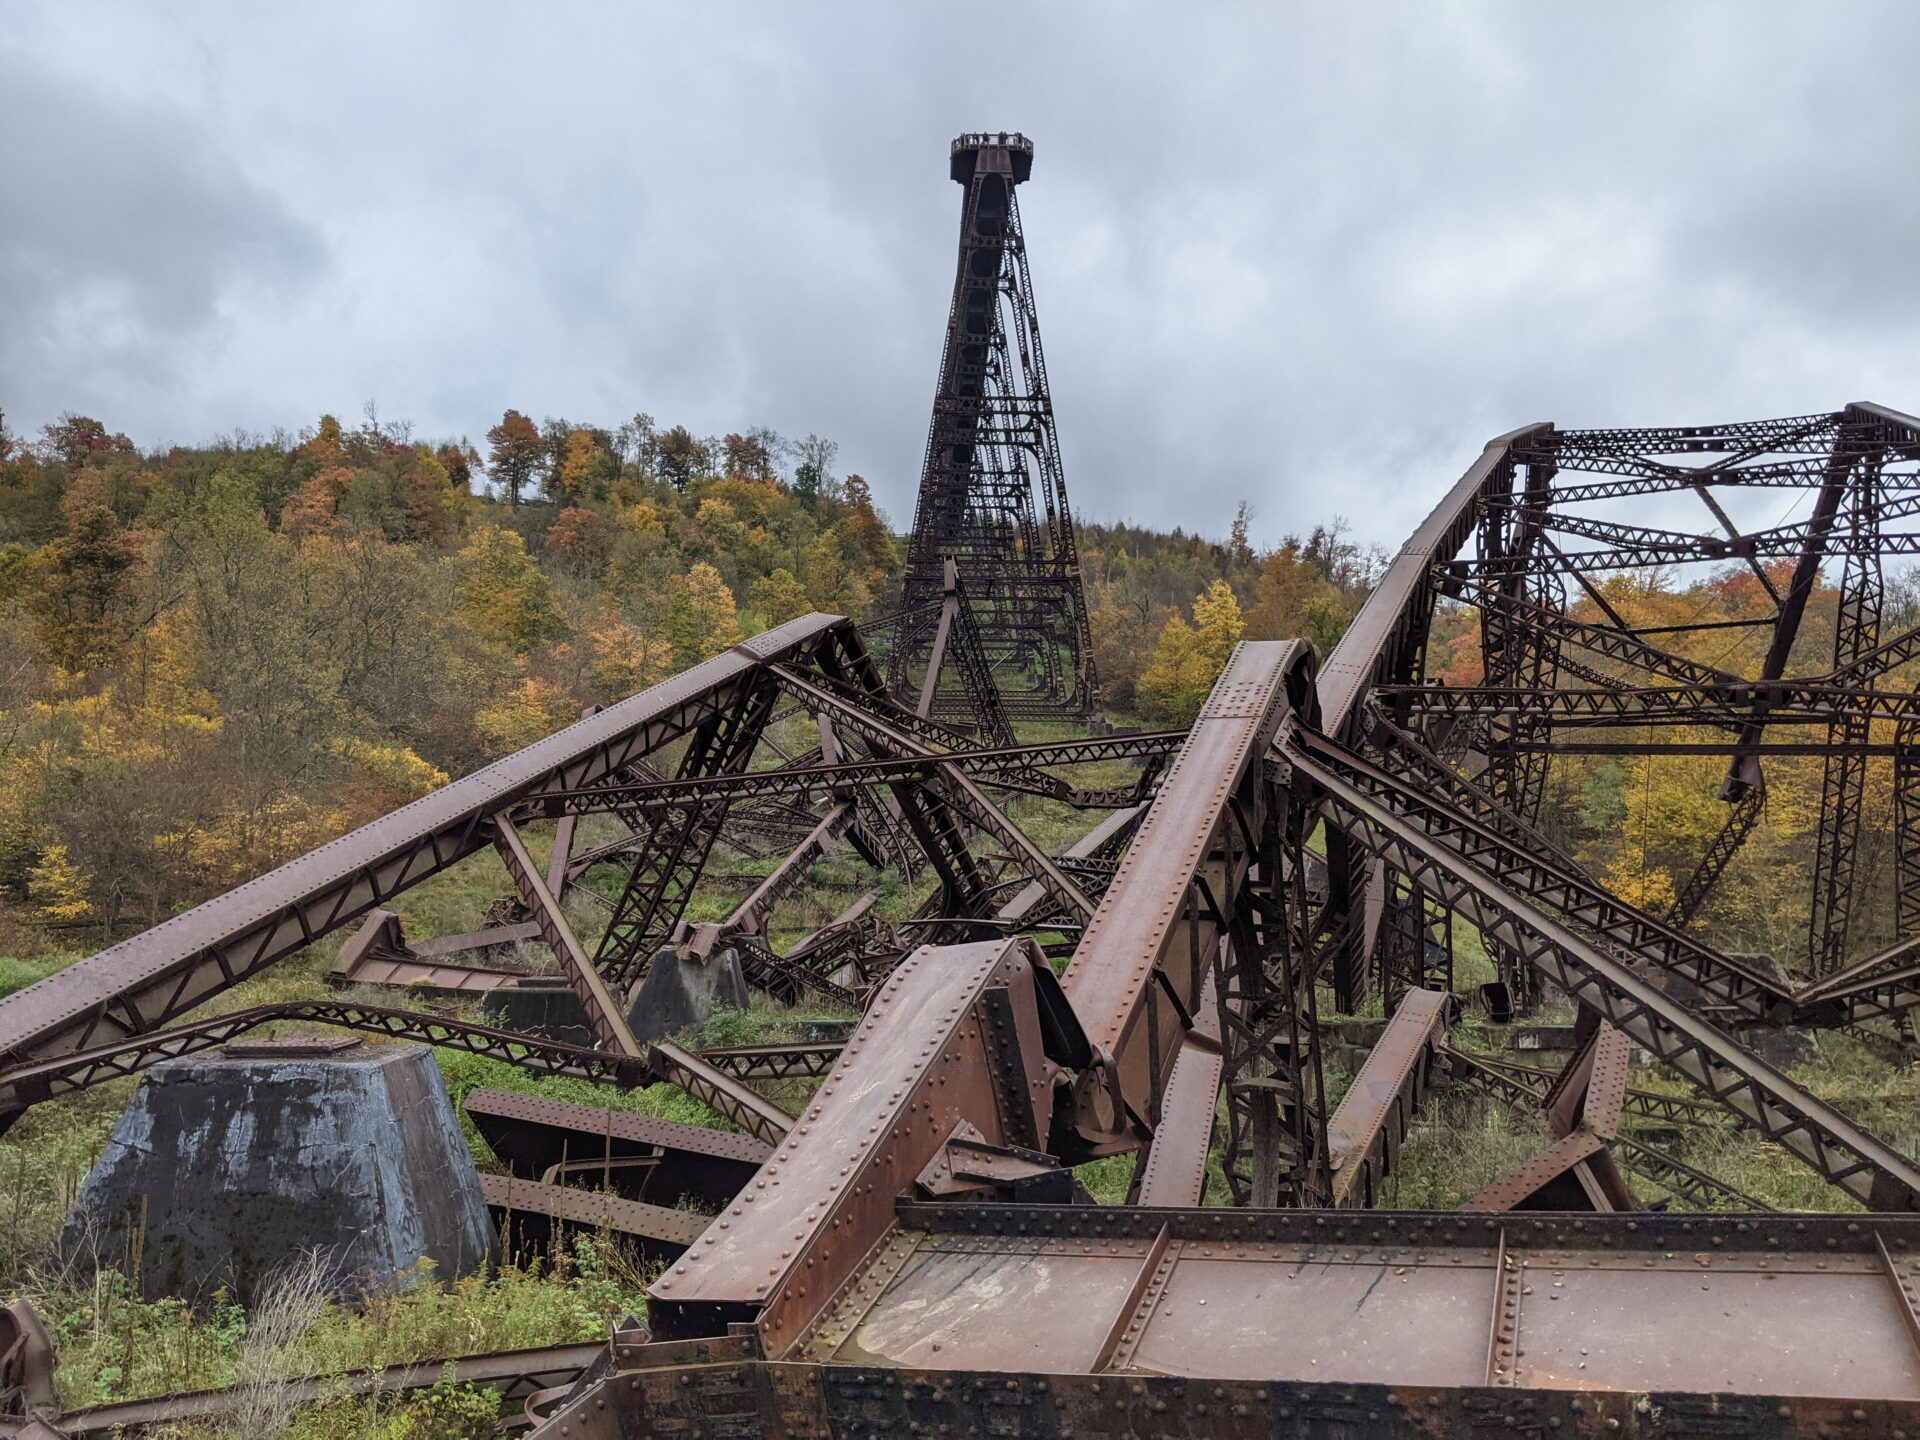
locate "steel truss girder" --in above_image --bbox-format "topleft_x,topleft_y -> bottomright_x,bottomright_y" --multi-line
591,674 -> 780,990
0,1000 -> 653,1113
1293,733 -> 1920,1211
1324,725 -> 1796,1022
1441,1046 -> 1768,1210
768,663 -> 1095,929
1373,681 -> 1920,727
1811,461 -> 1888,974
1442,570 -> 1738,689
539,730 -> 1182,814
1667,781 -> 1767,928
0,615 -> 855,1075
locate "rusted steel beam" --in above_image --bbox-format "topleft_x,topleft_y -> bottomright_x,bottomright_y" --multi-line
1325,987 -> 1446,1208
1442,571 -> 1738,689
646,1041 -> 794,1148
1443,1046 -> 1764,1208
1317,422 -> 1549,743
328,953 -> 529,995
1317,729 -> 1796,1022
708,801 -> 856,941
770,663 -> 1095,926
0,1000 -> 652,1114
494,815 -> 644,1057
1458,492 -> 1920,570
326,911 -> 545,994
1441,1044 -> 1721,1127
766,668 -> 993,923
546,813 -> 576,899
30,1337 -> 609,1438
465,1087 -> 769,1211
1292,734 -> 1920,1210
591,671 -> 779,990
912,561 -> 1017,748
1132,970 -> 1222,1208
1611,1131 -> 1774,1211
482,1172 -> 711,1248
1373,681 -> 1920,726
687,1042 -> 845,1082
1467,1018 -> 1635,1212
1512,739 -> 1917,756
646,938 -> 1082,1351
993,803 -> 1145,929
1061,641 -> 1308,1160
1667,781 -> 1767,927
0,614 -> 853,1075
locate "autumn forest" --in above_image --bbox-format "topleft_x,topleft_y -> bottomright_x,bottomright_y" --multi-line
1,405 -> 1912,976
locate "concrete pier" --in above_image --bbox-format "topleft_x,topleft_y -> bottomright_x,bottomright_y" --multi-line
65,1039 -> 493,1303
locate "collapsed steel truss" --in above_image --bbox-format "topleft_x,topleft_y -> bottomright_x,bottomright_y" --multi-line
889,132 -> 1100,723
8,404 -> 1920,1437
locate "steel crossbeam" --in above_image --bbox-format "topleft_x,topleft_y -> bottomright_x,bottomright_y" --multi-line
537,730 -> 1183,814
1373,681 -> 1920,726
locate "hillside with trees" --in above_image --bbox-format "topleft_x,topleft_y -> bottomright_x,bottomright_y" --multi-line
0,409 -> 1383,958
3,405 -> 1909,972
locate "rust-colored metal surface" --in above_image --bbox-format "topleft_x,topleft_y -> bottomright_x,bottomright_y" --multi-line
482,1172 -> 711,1247
779,1206 -> 1920,1395
1326,987 -> 1446,1207
12,368 -> 1920,1435
647,937 -> 1071,1353
465,1087 -> 768,1210
646,1040 -> 795,1148
14,1337 -> 609,1438
1060,641 -> 1304,1162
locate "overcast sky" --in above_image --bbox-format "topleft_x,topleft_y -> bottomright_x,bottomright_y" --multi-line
3,4 -> 1915,548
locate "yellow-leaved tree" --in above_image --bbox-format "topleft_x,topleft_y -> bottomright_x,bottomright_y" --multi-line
748,568 -> 810,629
1137,579 -> 1244,724
454,525 -> 565,654
665,562 -> 743,665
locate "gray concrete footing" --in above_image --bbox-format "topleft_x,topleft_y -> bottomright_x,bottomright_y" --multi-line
64,1040 -> 493,1304
626,947 -> 751,1045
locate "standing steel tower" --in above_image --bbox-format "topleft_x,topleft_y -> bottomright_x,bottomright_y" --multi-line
890,132 -> 1099,723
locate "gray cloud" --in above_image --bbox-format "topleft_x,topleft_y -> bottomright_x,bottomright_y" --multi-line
2,2 -> 1915,549
0,43 -> 325,430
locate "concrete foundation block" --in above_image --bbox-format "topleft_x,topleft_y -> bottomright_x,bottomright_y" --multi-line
626,947 -> 751,1046
483,981 -> 596,1048
65,1040 -> 493,1303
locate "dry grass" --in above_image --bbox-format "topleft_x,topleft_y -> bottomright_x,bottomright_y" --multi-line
227,1251 -> 334,1438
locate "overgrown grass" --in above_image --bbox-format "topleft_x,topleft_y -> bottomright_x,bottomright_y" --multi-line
30,1237 -> 648,1429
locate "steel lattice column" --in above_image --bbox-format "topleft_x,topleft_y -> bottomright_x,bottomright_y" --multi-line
891,133 -> 1098,722
1811,450 -> 1886,974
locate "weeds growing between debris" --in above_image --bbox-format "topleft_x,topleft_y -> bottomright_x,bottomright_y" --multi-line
18,1235 -> 650,1430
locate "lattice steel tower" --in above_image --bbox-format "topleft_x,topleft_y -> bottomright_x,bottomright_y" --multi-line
890,132 -> 1099,723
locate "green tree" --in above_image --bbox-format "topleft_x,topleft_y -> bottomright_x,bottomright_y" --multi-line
42,414 -> 133,469
1137,579 -> 1243,723
556,428 -> 616,504
656,427 -> 708,493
